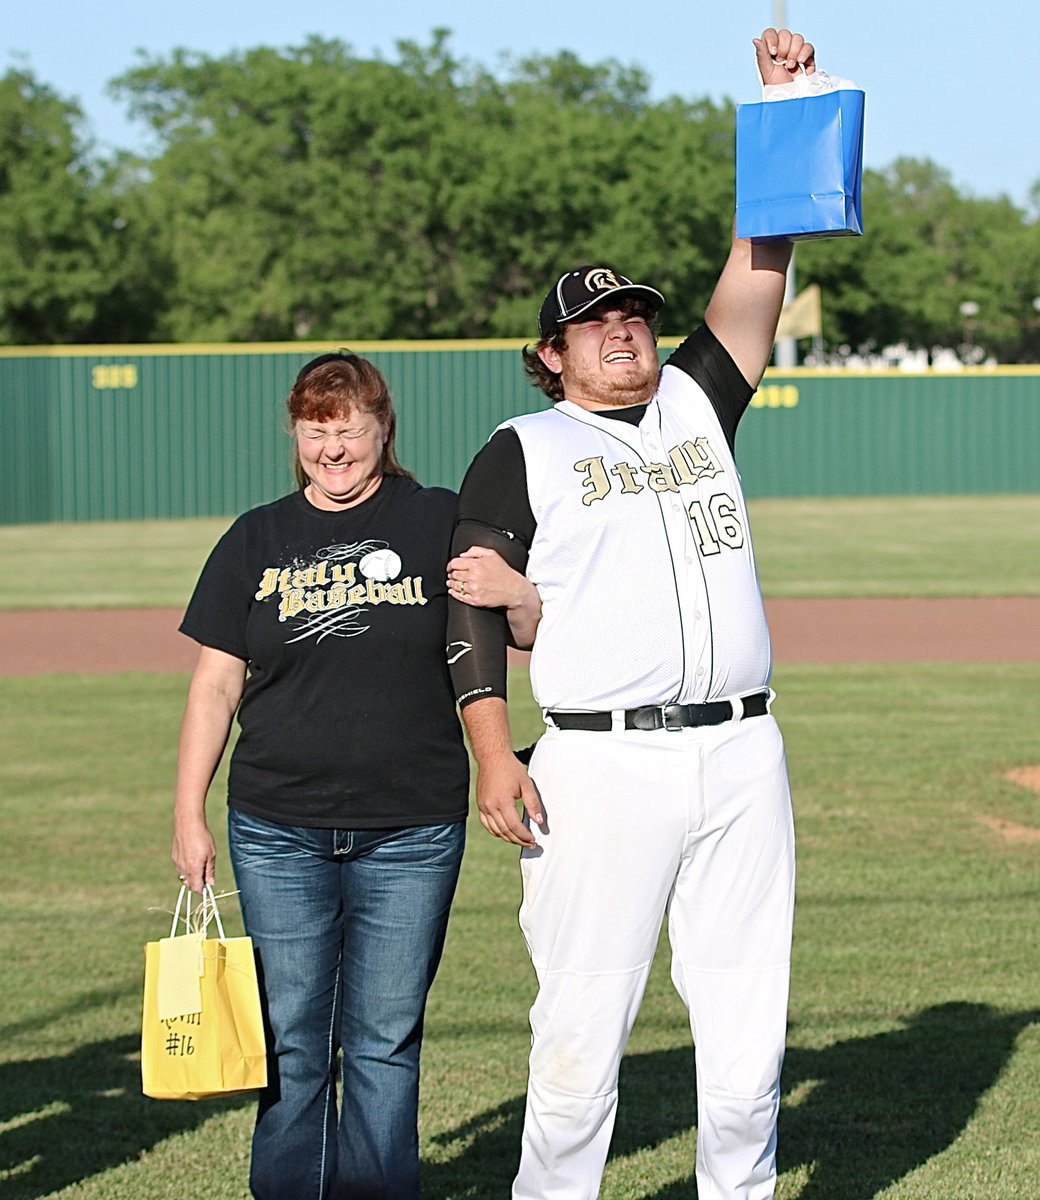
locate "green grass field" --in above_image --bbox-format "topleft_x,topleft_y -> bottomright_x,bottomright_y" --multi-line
2,498 -> 1038,1197
0,494 -> 1038,608
2,664 -> 1039,1199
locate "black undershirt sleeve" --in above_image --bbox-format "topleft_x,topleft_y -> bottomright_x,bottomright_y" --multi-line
455,429 -> 537,541
447,429 -> 534,708
665,323 -> 755,453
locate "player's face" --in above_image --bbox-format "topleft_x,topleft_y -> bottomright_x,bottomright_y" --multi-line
294,409 -> 388,510
541,307 -> 659,409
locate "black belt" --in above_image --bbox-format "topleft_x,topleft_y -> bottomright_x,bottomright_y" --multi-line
546,690 -> 770,732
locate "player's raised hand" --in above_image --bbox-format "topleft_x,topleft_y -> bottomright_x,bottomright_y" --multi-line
753,28 -> 815,86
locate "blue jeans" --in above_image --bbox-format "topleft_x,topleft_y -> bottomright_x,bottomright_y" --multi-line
227,809 -> 465,1200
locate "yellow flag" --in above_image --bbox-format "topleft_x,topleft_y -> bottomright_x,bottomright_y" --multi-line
775,284 -> 822,341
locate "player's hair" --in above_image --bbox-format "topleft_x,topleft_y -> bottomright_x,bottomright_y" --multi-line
287,352 -> 416,487
521,297 -> 662,403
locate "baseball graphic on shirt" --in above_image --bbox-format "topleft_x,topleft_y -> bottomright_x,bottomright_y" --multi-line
359,548 -> 402,581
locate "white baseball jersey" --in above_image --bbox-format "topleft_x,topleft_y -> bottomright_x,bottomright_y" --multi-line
500,362 -> 772,711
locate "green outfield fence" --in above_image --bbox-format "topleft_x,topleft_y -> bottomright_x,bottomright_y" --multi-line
2,340 -> 1038,524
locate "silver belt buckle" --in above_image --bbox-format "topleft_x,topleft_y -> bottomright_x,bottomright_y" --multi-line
662,704 -> 685,731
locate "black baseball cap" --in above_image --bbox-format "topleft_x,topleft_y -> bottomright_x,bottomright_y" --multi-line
538,266 -> 665,338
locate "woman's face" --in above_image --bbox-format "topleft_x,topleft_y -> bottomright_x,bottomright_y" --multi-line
294,408 -> 388,510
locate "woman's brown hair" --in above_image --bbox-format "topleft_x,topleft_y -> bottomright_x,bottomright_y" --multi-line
287,352 -> 415,487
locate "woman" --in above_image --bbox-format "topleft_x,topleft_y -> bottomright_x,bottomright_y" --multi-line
172,352 -> 536,1200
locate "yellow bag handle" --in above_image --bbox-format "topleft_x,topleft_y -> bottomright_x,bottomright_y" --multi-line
169,884 -> 227,940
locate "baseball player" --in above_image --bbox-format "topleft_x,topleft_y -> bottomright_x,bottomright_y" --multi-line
445,28 -> 820,1200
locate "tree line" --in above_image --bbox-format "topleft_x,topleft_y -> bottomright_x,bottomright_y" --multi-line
3,32 -> 1039,361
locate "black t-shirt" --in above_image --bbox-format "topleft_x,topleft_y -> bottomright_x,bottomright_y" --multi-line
181,475 -> 469,829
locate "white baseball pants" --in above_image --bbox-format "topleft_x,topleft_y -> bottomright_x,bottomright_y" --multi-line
512,712 -> 795,1200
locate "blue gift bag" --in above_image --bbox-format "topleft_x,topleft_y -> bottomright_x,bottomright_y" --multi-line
736,89 -> 865,242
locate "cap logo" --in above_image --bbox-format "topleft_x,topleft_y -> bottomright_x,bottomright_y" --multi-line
584,268 -> 622,293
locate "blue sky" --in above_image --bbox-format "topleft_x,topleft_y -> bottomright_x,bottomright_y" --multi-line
6,0 -> 1037,210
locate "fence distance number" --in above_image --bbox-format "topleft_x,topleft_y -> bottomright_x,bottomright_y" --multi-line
91,364 -> 139,389
751,384 -> 799,409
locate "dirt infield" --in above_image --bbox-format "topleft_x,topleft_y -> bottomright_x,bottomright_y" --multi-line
2,597 -> 1040,676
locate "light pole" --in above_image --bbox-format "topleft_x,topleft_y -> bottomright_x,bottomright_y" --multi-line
771,1 -> 798,369
959,300 -> 979,351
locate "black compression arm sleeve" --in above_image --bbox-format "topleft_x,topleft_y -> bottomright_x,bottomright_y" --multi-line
447,520 -> 531,709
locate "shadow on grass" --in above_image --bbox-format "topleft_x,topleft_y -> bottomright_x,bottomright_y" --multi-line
424,1001 -> 1039,1199
777,1001 -> 1040,1200
2,1002 -> 1033,1198
0,1034 -> 251,1200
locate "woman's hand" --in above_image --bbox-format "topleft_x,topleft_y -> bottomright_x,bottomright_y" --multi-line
173,816 -> 217,895
448,545 -> 528,608
448,546 -> 542,649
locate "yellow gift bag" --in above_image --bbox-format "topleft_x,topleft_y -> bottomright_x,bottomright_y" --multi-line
141,885 -> 268,1100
